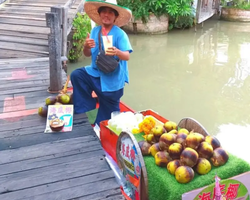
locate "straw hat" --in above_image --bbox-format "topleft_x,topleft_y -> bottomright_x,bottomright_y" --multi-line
84,0 -> 132,27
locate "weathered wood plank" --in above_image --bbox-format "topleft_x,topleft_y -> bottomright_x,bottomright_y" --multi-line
0,6 -> 51,13
0,116 -> 89,133
0,112 -> 86,127
1,86 -> 50,96
0,80 -> 50,91
9,0 -> 68,2
0,79 -> 49,90
23,178 -> 119,200
0,68 -> 50,78
76,188 -> 124,200
0,62 -> 49,70
0,69 -> 66,84
0,158 -> 110,194
5,2 -> 65,6
0,90 -> 51,101
0,57 -> 49,64
0,100 -> 46,114
0,50 -> 47,58
0,18 -> 46,27
0,171 -> 115,200
0,149 -> 104,182
0,50 -> 47,59
8,0 -> 67,3
0,109 -> 88,131
0,24 -> 49,34
0,11 -> 46,17
0,117 -> 48,132
0,29 -> 48,40
0,140 -> 101,169
0,42 -> 48,55
0,35 -> 48,46
0,15 -> 45,21
0,151 -> 104,179
0,124 -> 88,145
0,115 -> 88,138
0,116 -> 87,140
0,135 -> 97,164
0,130 -> 99,152
0,75 -> 53,85
0,144 -> 102,175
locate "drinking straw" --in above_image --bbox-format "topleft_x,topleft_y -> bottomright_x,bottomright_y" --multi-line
102,27 -> 110,43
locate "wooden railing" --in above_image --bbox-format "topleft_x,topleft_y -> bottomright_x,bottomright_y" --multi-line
45,0 -> 85,92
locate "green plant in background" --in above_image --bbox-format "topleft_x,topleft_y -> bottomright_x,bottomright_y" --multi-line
167,0 -> 195,29
117,0 -> 149,23
68,13 -> 91,62
118,0 -> 169,23
221,0 -> 250,10
118,0 -> 194,29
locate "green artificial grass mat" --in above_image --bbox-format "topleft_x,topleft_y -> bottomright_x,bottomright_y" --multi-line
86,108 -> 98,124
134,133 -> 250,200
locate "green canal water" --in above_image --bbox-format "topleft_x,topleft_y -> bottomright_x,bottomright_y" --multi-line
68,17 -> 250,163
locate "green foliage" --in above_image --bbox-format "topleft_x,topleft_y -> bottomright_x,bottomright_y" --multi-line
68,13 -> 91,62
117,0 -> 150,23
169,14 -> 195,29
118,0 -> 194,29
221,0 -> 250,10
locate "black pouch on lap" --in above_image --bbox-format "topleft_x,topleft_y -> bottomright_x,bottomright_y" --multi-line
95,29 -> 119,74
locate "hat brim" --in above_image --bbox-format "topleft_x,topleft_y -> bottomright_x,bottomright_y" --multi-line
84,0 -> 132,27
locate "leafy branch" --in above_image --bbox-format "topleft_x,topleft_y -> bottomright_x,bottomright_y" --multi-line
118,0 -> 194,28
68,13 -> 91,62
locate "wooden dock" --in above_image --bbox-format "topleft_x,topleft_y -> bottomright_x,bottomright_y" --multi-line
0,0 -> 80,59
0,58 -> 124,199
0,0 -> 124,198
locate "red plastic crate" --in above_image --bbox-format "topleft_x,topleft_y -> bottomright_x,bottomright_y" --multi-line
100,101 -> 135,163
100,106 -> 169,163
140,109 -> 168,124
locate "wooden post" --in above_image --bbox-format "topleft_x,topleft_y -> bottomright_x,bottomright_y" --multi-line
46,6 -> 63,93
62,7 -> 68,57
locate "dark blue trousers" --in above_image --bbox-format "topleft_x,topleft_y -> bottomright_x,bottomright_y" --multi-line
70,67 -> 123,125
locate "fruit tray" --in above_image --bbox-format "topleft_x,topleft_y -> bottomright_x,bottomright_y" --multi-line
133,133 -> 250,200
100,108 -> 250,200
100,108 -> 168,163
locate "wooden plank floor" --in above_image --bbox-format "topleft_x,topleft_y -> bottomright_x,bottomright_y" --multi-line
0,0 -> 82,59
0,58 -> 124,199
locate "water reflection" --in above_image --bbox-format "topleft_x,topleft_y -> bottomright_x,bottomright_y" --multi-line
68,18 -> 250,162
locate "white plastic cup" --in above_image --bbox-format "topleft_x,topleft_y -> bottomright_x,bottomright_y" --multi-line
102,35 -> 113,53
62,116 -> 71,126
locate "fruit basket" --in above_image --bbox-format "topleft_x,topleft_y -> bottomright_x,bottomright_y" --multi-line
100,109 -> 168,163
100,109 -> 250,200
133,133 -> 250,200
